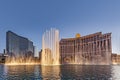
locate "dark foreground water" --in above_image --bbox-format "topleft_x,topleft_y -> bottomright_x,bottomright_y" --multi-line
0,65 -> 120,80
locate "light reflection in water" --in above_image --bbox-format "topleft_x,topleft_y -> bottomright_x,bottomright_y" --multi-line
112,65 -> 120,80
41,65 -> 61,80
0,65 -> 120,80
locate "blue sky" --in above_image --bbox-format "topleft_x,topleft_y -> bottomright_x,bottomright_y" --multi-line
0,0 -> 120,53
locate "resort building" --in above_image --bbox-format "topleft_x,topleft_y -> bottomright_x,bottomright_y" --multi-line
6,31 -> 34,58
60,32 -> 112,65
112,53 -> 120,64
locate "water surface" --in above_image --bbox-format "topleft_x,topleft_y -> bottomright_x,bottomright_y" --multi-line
0,64 -> 120,80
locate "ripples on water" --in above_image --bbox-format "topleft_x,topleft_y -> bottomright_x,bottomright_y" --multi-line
0,64 -> 120,80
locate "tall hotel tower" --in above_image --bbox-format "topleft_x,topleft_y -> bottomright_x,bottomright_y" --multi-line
42,28 -> 60,65
60,32 -> 112,65
6,31 -> 34,58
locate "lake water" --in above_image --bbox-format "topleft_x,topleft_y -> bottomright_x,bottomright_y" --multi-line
0,65 -> 120,80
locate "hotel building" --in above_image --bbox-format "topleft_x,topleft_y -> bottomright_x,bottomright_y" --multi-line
6,31 -> 34,58
60,32 -> 112,65
112,53 -> 120,64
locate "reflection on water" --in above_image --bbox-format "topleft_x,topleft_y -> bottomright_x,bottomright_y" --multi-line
0,64 -> 120,80
41,66 -> 61,80
60,65 -> 112,80
112,65 -> 120,80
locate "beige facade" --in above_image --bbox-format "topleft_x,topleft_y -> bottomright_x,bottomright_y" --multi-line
60,32 -> 112,65
112,54 -> 120,64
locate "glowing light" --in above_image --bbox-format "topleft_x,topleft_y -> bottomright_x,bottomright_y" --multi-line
5,63 -> 40,65
5,56 -> 40,65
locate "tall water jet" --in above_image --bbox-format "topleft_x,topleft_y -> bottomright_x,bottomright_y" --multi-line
41,28 -> 60,65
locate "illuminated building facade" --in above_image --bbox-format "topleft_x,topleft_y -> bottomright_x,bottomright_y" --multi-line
60,32 -> 112,65
112,53 -> 120,64
6,31 -> 34,58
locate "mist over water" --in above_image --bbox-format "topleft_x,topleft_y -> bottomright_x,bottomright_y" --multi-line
0,65 -> 120,80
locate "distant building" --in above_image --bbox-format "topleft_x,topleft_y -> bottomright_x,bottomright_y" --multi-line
60,32 -> 112,65
39,49 -> 42,63
112,53 -> 120,64
6,31 -> 34,58
34,46 -> 39,57
0,54 -> 8,63
3,49 -> 7,54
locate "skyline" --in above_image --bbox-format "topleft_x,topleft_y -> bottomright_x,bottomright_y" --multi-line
0,0 -> 120,53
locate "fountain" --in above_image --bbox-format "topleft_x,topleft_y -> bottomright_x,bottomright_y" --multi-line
41,28 -> 60,65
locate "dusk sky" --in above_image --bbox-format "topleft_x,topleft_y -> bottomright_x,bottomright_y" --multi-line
0,0 -> 120,53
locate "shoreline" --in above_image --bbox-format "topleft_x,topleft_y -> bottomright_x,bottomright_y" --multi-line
0,63 -> 120,66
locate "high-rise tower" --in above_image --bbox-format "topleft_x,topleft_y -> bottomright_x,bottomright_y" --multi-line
6,31 -> 34,58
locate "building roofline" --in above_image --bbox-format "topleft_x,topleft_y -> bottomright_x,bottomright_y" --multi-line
60,32 -> 111,41
7,30 -> 29,40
